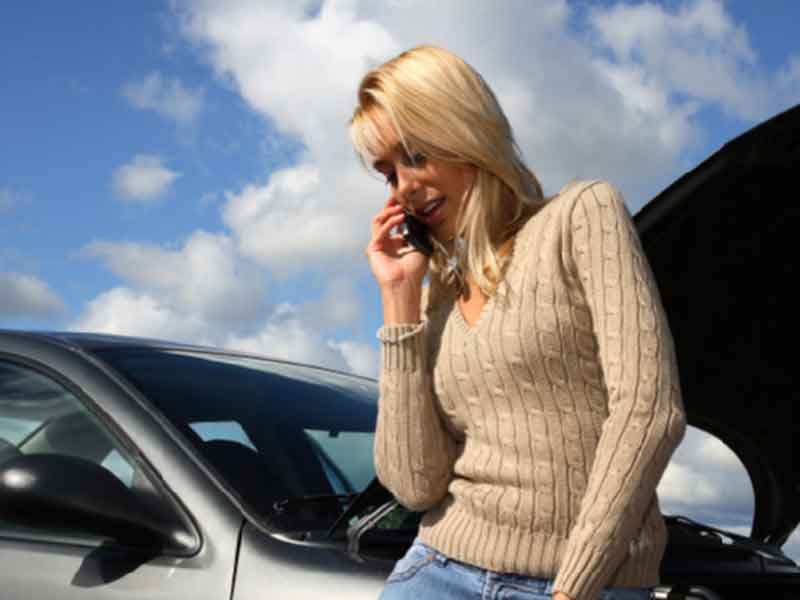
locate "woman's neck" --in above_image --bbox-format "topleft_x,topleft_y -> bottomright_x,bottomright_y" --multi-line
438,233 -> 514,256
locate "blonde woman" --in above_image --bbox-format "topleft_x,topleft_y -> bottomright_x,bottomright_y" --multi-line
352,46 -> 686,600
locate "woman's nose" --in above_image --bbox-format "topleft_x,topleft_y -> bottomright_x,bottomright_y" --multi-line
396,168 -> 422,207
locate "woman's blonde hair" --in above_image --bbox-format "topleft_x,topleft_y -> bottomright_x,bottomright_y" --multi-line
350,45 -> 546,298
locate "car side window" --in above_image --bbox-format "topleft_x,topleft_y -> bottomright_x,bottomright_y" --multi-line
0,360 -> 138,534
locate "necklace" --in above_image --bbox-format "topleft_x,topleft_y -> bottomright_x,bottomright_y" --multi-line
442,234 -> 516,294
444,236 -> 467,289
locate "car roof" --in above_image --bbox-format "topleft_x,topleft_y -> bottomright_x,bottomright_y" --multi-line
0,330 -> 376,384
1,330 -> 203,351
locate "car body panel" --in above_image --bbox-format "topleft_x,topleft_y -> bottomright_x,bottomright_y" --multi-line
0,332 -> 242,599
0,537 -> 230,600
233,522 -> 389,599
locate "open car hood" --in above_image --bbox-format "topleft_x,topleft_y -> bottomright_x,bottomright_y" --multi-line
635,103 -> 800,546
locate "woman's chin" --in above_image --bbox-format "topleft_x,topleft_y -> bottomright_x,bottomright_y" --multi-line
429,227 -> 449,244
429,218 -> 455,243
431,232 -> 457,252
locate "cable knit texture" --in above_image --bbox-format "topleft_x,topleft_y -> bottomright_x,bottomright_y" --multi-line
375,181 -> 687,600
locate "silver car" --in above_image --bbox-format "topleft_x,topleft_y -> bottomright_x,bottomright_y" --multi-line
0,333 -> 392,598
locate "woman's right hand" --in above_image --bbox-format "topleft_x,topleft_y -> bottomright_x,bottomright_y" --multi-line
366,196 -> 429,324
366,196 -> 429,289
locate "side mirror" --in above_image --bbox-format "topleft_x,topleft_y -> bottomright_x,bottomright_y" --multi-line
0,453 -> 196,554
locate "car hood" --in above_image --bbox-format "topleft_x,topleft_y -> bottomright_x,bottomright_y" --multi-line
635,103 -> 800,546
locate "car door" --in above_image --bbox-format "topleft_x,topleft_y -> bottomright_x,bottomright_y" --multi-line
0,354 -> 238,599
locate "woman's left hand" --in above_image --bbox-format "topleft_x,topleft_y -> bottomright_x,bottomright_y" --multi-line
553,592 -> 574,600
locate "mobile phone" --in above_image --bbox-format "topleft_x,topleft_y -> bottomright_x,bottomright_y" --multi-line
400,209 -> 434,256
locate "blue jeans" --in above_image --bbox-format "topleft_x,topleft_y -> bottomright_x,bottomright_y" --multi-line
379,539 -> 652,600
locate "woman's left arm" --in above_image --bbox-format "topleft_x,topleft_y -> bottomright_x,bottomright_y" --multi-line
552,181 -> 687,600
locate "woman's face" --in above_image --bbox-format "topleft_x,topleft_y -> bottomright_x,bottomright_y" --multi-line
371,120 -> 475,244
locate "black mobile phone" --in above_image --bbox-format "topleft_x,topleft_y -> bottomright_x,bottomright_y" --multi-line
400,209 -> 434,256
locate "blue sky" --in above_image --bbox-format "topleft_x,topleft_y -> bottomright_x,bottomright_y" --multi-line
1,0 -> 799,557
1,1 -> 298,324
2,0 -> 798,351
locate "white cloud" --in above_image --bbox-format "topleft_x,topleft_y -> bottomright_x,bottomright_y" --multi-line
74,234 -> 373,375
588,0 -> 770,121
173,0 -> 790,269
121,71 -> 204,126
176,0 -> 396,155
83,232 -> 266,323
221,164 -> 365,273
72,287 -> 372,376
658,461 -> 719,504
300,278 -> 363,329
658,426 -> 754,530
71,287 -> 212,342
327,339 -> 379,378
224,304 -> 352,371
174,0 -> 401,273
112,154 -> 181,203
0,273 -> 64,318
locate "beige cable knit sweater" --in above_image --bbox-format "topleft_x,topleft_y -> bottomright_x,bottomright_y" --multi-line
375,181 -> 687,600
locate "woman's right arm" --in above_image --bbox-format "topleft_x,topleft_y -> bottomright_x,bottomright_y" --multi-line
368,197 -> 456,511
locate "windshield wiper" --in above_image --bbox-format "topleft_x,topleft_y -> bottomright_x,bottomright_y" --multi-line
326,477 -> 392,539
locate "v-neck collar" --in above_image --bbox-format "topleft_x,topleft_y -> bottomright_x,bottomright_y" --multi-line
450,234 -> 522,335
454,291 -> 494,333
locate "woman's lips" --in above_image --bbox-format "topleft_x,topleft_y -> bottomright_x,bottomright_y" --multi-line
418,197 -> 446,224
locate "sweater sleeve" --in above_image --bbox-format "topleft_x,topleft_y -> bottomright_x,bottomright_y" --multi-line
373,290 -> 457,511
553,182 -> 687,600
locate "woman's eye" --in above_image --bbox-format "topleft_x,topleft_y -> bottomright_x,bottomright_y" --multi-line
384,172 -> 397,187
400,151 -> 425,167
406,152 -> 425,166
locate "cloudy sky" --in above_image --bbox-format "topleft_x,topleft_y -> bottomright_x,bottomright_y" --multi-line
2,0 -> 798,559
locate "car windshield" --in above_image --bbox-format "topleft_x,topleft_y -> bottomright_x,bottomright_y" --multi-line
96,348 -> 378,530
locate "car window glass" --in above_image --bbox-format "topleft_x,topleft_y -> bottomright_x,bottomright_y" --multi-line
785,528 -> 800,562
0,417 -> 38,445
304,429 -> 374,493
657,425 -> 754,536
100,448 -> 135,487
97,348 -> 378,529
0,360 -> 139,536
190,420 -> 257,450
